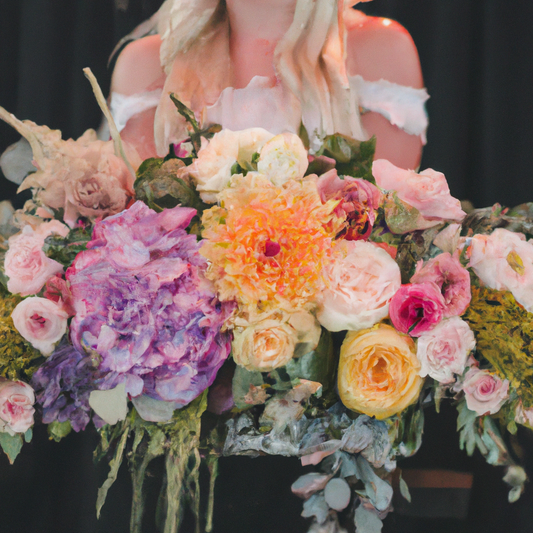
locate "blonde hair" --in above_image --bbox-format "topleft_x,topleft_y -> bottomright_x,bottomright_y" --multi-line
154,0 -> 365,154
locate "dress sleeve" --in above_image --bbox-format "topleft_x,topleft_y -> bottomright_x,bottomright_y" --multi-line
350,74 -> 429,144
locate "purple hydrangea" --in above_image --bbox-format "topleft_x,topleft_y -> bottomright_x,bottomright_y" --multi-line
31,343 -> 98,432
66,201 -> 233,407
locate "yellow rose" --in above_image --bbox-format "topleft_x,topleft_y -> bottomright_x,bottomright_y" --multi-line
338,324 -> 423,419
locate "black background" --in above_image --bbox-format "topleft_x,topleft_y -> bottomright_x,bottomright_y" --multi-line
1,1 -> 533,532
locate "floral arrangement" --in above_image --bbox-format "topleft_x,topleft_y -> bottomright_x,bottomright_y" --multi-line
0,83 -> 532,533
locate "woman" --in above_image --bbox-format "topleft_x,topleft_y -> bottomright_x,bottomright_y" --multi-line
110,0 -> 427,169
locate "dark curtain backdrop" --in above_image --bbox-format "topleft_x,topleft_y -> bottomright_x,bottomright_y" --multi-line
1,1 -> 533,533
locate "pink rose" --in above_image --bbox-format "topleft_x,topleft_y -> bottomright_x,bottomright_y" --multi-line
417,317 -> 476,383
389,282 -> 445,337
411,253 -> 471,317
0,379 -> 35,434
469,228 -> 533,312
317,240 -> 401,331
462,367 -> 509,415
11,297 -> 68,355
4,221 -> 69,296
372,159 -> 465,226
317,170 -> 381,240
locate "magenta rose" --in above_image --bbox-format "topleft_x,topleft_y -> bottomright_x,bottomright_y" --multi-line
462,367 -> 509,415
317,169 -> 381,240
0,379 -> 35,434
389,282 -> 446,337
411,253 -> 471,317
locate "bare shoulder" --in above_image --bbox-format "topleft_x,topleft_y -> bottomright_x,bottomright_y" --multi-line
344,10 -> 423,88
111,34 -> 165,96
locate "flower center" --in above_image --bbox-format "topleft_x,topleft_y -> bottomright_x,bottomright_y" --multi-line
264,240 -> 281,257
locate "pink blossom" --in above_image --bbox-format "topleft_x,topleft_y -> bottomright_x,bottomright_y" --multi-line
469,228 -> 533,312
4,221 -> 69,296
372,159 -> 465,226
417,317 -> 476,383
0,379 -> 35,434
462,367 -> 509,415
317,169 -> 381,240
411,253 -> 471,317
11,297 -> 68,355
389,282 -> 446,337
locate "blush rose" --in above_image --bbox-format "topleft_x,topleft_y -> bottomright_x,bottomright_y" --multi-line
416,317 -> 476,383
11,297 -> 69,355
462,367 -> 509,416
317,240 -> 401,332
0,379 -> 35,434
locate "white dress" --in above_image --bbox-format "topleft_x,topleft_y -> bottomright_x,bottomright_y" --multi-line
108,75 -> 429,147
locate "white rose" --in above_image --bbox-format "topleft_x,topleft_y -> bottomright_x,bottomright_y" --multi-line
190,128 -> 274,203
11,297 -> 68,355
469,228 -> 533,311
416,317 -> 476,383
257,133 -> 308,186
317,240 -> 401,332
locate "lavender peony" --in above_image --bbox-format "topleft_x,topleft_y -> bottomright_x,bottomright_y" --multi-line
66,201 -> 233,408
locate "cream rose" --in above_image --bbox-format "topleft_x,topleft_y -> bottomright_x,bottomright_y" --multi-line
338,324 -> 423,419
5,221 -> 69,296
232,310 -> 321,372
190,128 -> 274,203
417,317 -> 476,383
0,379 -> 35,434
317,240 -> 401,332
257,133 -> 309,186
11,297 -> 68,355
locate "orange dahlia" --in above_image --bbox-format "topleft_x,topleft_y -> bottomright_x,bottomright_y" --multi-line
200,174 -> 343,313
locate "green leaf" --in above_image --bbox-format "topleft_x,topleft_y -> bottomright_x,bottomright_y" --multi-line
316,134 -> 376,183
285,329 -> 336,391
43,226 -> 92,268
47,420 -> 72,443
399,473 -> 411,503
0,431 -> 23,464
96,418 -> 130,519
394,404 -> 424,457
232,365 -> 265,410
24,427 -> 32,443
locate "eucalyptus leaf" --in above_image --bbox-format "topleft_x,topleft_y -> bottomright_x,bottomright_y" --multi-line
399,474 -> 411,503
0,431 -> 23,464
354,504 -> 383,533
302,493 -> 330,525
356,456 -> 393,512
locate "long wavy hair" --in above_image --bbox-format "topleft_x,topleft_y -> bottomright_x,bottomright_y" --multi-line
153,0 -> 366,154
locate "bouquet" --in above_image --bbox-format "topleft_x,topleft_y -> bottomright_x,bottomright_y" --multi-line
0,75 -> 531,533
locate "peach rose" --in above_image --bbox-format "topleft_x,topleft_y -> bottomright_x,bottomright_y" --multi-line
0,379 -> 35,434
11,297 -> 68,355
232,310 -> 321,372
317,240 -> 401,332
372,159 -> 465,227
5,220 -> 69,296
338,324 -> 423,419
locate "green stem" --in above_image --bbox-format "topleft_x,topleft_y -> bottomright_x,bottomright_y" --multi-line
206,456 -> 219,533
129,450 -> 155,533
163,450 -> 187,533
